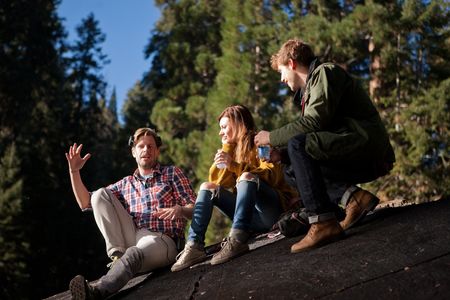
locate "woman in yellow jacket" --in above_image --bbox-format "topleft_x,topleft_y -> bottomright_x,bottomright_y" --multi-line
171,104 -> 297,271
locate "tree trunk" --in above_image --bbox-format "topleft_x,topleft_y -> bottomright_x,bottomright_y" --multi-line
368,35 -> 381,103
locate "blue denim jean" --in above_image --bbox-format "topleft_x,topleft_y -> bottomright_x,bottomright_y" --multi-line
187,179 -> 282,245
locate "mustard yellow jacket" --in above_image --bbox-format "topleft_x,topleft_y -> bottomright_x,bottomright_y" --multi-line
208,144 -> 298,211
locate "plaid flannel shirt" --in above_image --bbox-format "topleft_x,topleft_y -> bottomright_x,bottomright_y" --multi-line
104,163 -> 196,239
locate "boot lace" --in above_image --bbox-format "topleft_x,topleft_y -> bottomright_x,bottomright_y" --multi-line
106,255 -> 121,269
220,237 -> 234,251
308,224 -> 318,238
175,248 -> 190,262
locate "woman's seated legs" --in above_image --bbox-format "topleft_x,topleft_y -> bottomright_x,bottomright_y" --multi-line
172,183 -> 236,271
187,182 -> 218,246
231,173 -> 282,239
250,179 -> 282,233
187,182 -> 237,246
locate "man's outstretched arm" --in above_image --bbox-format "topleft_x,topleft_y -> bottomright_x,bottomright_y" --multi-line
65,143 -> 91,209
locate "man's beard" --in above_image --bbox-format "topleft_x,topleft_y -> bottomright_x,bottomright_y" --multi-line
139,159 -> 156,169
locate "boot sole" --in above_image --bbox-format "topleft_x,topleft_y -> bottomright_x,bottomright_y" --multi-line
171,255 -> 208,272
343,196 -> 380,230
69,275 -> 86,300
290,232 -> 345,254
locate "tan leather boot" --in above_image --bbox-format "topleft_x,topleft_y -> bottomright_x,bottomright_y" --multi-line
291,219 -> 344,253
340,189 -> 379,230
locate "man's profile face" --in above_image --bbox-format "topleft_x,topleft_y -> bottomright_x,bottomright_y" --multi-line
278,63 -> 301,92
132,135 -> 160,171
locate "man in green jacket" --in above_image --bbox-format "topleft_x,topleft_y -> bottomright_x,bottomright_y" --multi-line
255,39 -> 395,253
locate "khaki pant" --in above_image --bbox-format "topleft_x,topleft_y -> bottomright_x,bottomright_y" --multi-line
91,188 -> 178,272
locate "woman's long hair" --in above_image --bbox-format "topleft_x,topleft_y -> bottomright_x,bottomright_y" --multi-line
218,105 -> 256,164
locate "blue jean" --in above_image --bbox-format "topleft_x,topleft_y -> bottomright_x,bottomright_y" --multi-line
188,179 -> 282,245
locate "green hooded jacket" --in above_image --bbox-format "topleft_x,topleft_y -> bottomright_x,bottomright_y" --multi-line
270,61 -> 395,172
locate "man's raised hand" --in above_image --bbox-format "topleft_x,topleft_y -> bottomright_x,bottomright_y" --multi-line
65,143 -> 91,173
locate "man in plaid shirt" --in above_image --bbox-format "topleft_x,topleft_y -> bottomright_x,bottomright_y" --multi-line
66,128 -> 196,300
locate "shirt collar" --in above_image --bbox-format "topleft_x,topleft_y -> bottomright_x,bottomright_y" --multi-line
293,57 -> 321,106
133,163 -> 162,181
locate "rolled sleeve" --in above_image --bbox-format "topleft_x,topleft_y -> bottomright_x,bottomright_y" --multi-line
171,166 -> 196,206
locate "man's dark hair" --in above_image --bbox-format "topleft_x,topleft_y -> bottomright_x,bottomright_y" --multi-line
128,128 -> 162,148
271,39 -> 315,70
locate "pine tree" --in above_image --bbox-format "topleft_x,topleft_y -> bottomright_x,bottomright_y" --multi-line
67,13 -> 110,107
337,0 -> 450,202
108,87 -> 118,121
139,0 -> 222,182
374,0 -> 450,202
200,0 -> 288,179
67,13 -> 119,187
195,0 -> 303,242
122,81 -> 156,131
4,8 -> 118,297
396,79 -> 450,202
0,0 -> 77,297
0,143 -> 29,299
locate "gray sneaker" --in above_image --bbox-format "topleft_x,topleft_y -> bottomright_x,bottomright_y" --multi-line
210,237 -> 249,265
171,242 -> 207,272
69,275 -> 101,300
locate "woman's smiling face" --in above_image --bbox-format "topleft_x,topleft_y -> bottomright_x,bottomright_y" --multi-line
219,117 -> 235,144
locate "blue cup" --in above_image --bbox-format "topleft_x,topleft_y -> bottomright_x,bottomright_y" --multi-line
257,145 -> 270,160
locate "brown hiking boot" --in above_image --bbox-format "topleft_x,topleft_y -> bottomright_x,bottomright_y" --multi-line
210,237 -> 249,265
291,219 -> 344,253
171,242 -> 207,272
340,188 -> 380,230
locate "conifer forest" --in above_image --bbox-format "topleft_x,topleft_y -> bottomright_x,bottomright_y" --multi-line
0,0 -> 448,298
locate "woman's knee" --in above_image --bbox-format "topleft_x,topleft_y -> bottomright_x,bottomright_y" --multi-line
199,182 -> 217,192
238,172 -> 258,183
197,182 -> 219,204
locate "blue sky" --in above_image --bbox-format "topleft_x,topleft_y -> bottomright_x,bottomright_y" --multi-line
58,0 -> 160,120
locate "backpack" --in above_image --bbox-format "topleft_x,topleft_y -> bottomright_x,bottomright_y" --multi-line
274,208 -> 310,237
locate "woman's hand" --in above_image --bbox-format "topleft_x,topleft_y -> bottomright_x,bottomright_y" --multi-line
214,149 -> 232,168
65,143 -> 91,173
154,205 -> 184,220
